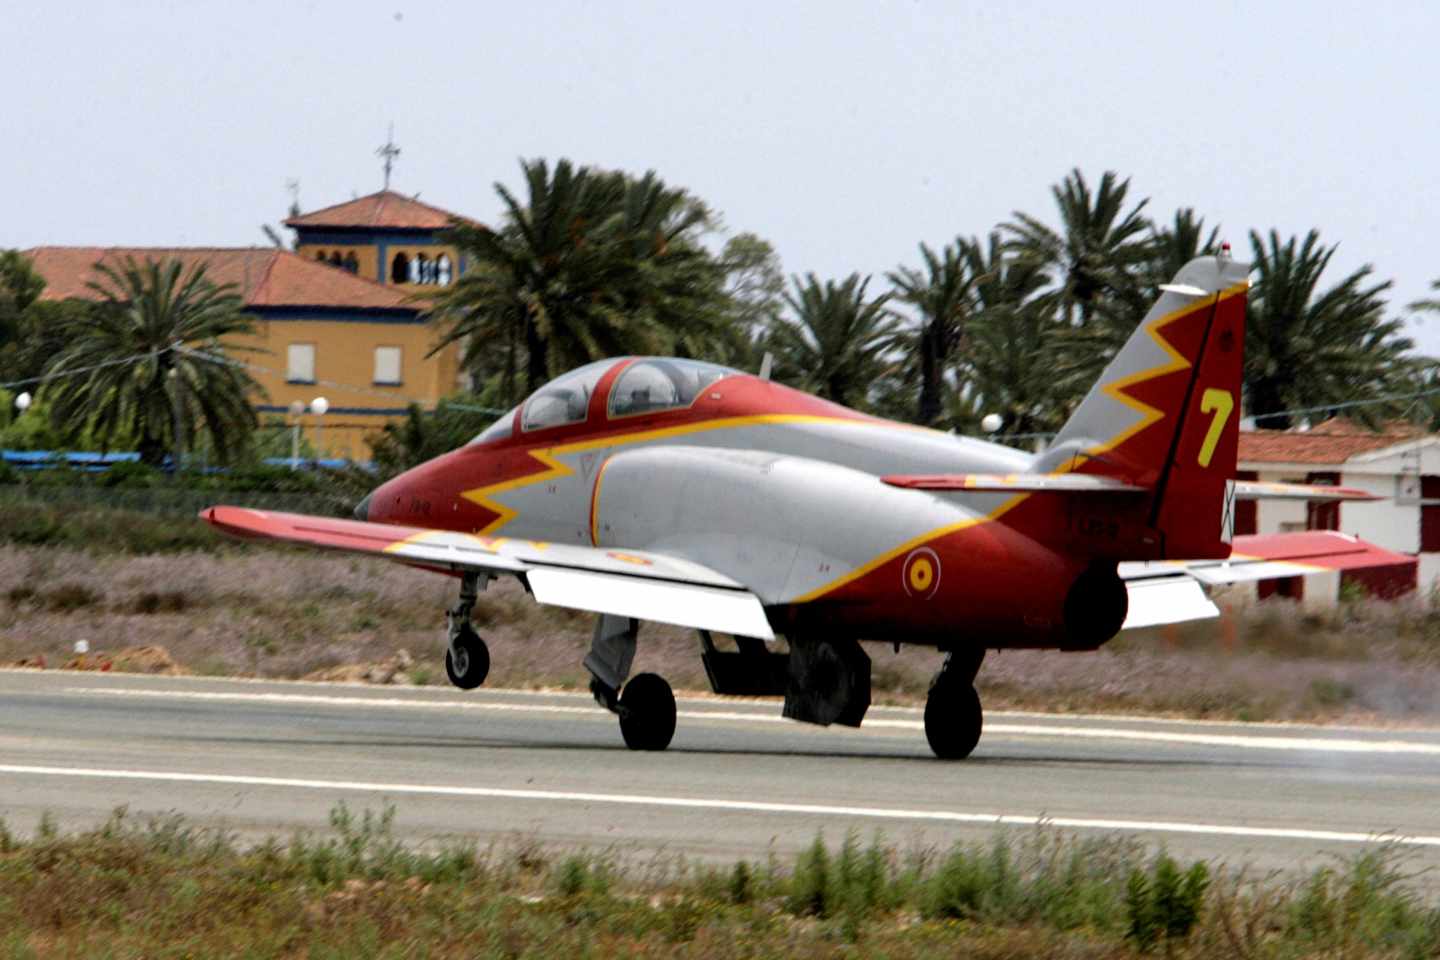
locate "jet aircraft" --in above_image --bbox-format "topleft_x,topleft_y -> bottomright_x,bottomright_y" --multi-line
206,254 -> 1386,758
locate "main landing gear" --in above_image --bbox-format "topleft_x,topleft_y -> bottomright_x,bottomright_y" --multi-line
585,614 -> 676,751
924,648 -> 985,760
444,573 -> 490,690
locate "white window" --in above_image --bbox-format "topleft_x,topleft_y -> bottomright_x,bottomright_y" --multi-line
374,346 -> 402,385
287,343 -> 316,383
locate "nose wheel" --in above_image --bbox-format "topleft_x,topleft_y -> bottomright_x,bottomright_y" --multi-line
445,622 -> 490,690
443,573 -> 491,690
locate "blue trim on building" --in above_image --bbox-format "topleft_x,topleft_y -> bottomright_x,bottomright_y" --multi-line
244,305 -> 424,324
292,226 -> 445,242
257,404 -> 414,416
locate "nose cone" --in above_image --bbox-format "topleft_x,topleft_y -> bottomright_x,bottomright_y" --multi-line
353,492 -> 373,522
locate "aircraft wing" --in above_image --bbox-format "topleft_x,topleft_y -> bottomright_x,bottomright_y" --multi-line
1118,531 -> 1415,629
201,506 -> 775,640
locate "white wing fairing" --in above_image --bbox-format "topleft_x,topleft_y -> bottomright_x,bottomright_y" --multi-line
1120,576 -> 1219,629
202,507 -> 775,641
527,568 -> 775,638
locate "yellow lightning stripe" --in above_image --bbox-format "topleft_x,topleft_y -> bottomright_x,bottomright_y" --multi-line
460,448 -> 573,534
795,282 -> 1250,604
460,414 -> 882,536
789,493 -> 1029,603
381,530 -> 501,556
1072,282 -> 1249,466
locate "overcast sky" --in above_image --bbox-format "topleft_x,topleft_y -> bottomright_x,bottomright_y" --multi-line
5,1 -> 1438,351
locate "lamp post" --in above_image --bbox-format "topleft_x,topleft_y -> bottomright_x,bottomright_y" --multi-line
13,391 -> 31,415
310,396 -> 329,465
287,400 -> 305,470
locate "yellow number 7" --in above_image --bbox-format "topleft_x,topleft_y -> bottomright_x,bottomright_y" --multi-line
1197,388 -> 1234,467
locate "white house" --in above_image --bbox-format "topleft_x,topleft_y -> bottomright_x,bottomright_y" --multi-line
1237,418 -> 1429,599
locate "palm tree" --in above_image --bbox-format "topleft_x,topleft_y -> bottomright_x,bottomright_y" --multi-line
954,233 -> 1065,439
431,159 -> 729,404
1004,169 -> 1154,328
1246,229 -> 1413,429
41,257 -> 262,466
767,273 -> 897,409
888,239 -> 977,426
1147,208 -> 1221,290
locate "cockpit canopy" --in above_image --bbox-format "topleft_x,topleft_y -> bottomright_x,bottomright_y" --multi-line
469,357 -> 740,445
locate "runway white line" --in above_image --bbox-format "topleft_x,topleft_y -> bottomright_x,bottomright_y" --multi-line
62,687 -> 1440,756
0,762 -> 1435,848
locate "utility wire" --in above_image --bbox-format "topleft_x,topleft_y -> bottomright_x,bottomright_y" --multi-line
0,348 -> 169,391
10,345 -> 1433,432
174,345 -> 508,416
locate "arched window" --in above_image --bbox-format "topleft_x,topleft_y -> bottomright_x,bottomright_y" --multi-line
328,251 -> 343,266
343,252 -> 359,274
413,254 -> 430,285
436,253 -> 452,285
314,250 -> 327,261
390,253 -> 410,284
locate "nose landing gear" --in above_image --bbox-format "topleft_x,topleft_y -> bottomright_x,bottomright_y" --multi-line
444,573 -> 491,690
445,622 -> 490,689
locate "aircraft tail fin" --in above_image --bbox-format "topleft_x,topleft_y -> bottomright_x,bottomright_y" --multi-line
1033,255 -> 1251,560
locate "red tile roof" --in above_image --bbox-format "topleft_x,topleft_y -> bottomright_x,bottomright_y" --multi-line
25,247 -> 416,312
1239,418 -> 1425,465
284,190 -> 467,230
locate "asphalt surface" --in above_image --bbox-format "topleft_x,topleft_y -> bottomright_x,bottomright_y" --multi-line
2,668 -> 1438,875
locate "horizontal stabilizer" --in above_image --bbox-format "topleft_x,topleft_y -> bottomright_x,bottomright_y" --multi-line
1121,531 -> 1414,587
1232,480 -> 1379,502
882,473 -> 1147,494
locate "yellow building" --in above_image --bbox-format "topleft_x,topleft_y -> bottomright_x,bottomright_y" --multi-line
26,190 -> 472,460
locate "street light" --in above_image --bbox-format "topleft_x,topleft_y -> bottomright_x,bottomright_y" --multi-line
287,400 -> 305,470
14,391 -> 31,414
310,396 -> 329,464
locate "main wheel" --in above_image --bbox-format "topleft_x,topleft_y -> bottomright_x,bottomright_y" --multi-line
618,672 -> 676,751
925,680 -> 982,760
445,623 -> 490,690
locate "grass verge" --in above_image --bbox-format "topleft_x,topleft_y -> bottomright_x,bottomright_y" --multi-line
0,806 -> 1436,958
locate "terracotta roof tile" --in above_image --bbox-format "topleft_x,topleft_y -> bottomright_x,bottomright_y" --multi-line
284,190 -> 469,230
1238,418 -> 1425,465
25,247 -> 416,312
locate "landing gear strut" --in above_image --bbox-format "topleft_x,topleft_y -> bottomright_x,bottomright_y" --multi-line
925,648 -> 984,760
444,573 -> 490,690
585,614 -> 676,751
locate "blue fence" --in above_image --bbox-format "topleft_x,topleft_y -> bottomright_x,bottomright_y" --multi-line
2,450 -> 361,472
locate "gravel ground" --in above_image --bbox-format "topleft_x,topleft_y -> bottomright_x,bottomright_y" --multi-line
3,546 -> 1439,724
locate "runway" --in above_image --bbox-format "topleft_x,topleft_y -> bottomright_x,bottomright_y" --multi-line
2,669 -> 1438,873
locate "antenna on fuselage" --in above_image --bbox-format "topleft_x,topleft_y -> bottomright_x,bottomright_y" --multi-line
758,352 -> 774,380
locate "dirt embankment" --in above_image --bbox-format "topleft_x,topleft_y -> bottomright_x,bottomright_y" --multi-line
3,545 -> 1440,724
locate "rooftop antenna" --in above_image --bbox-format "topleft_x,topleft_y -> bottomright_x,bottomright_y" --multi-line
376,124 -> 401,190
284,178 -> 301,218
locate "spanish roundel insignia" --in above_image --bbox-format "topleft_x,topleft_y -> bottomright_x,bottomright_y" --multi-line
901,548 -> 941,599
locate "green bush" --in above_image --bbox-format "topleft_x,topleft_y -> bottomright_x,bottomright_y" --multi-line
1124,852 -> 1208,952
